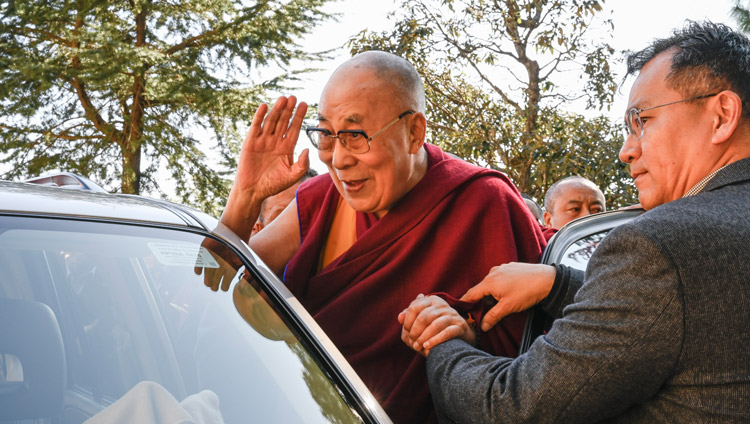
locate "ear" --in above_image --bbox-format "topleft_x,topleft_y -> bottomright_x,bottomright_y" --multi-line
543,210 -> 553,228
710,90 -> 742,145
251,221 -> 264,236
408,112 -> 427,154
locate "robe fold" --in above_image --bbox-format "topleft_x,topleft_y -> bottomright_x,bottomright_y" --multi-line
284,143 -> 545,423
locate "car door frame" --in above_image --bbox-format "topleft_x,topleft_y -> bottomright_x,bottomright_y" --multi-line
519,208 -> 645,354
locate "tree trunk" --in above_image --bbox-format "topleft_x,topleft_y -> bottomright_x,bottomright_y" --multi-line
121,2 -> 149,194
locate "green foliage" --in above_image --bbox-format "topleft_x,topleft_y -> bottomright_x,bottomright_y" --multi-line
732,1 -> 750,33
0,0 -> 334,215
348,0 -> 637,209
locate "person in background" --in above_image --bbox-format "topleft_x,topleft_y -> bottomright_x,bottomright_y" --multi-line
543,176 -> 605,230
251,169 -> 317,236
521,193 -> 543,224
400,21 -> 750,422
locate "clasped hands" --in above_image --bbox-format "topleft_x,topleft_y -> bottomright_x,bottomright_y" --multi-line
399,262 -> 556,356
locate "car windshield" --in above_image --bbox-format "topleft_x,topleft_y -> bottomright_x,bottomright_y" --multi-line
0,216 -> 362,423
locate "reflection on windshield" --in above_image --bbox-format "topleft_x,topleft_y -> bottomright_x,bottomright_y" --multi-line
0,217 -> 362,423
559,231 -> 608,271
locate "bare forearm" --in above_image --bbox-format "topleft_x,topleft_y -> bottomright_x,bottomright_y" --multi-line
220,187 -> 264,243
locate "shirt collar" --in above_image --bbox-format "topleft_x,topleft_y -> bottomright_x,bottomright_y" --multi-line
683,164 -> 731,197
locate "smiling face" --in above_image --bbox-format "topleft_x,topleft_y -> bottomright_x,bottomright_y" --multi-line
544,180 -> 605,229
619,51 -> 717,210
316,66 -> 427,218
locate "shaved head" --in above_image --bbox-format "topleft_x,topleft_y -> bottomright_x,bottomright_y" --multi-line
543,176 -> 606,229
328,51 -> 426,113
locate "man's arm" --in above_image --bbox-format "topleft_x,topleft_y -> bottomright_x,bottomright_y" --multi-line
426,224 -> 684,423
220,96 -> 309,242
247,198 -> 301,276
200,96 -> 308,290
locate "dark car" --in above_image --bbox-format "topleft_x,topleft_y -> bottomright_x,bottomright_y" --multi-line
0,175 -> 390,423
519,207 -> 644,352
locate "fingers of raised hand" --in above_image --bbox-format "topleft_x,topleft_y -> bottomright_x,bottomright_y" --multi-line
249,103 -> 269,139
273,96 -> 298,136
284,100 -> 308,145
262,97 -> 288,136
245,97 -> 307,154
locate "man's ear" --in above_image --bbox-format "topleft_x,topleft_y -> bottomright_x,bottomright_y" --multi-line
251,221 -> 264,236
711,90 -> 742,145
543,210 -> 553,228
409,112 -> 427,154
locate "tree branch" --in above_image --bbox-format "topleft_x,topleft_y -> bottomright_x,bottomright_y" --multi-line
165,0 -> 270,55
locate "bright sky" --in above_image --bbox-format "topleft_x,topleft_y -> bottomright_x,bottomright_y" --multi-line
17,1 -> 739,195
292,0 -> 739,173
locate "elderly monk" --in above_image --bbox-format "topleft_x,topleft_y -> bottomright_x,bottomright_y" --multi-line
216,51 -> 546,423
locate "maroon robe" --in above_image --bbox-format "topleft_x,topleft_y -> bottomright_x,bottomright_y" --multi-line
284,143 -> 546,423
542,225 -> 559,241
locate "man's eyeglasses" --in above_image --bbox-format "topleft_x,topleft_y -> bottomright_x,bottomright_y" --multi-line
306,110 -> 415,154
623,93 -> 718,140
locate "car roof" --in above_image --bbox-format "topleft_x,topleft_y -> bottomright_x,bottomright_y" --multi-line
0,180 -> 218,231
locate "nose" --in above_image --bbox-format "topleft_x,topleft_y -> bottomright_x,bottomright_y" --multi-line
330,138 -> 357,169
619,133 -> 640,164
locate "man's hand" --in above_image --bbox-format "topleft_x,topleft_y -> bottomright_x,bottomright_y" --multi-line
222,96 -> 310,241
194,236 -> 242,292
461,262 -> 556,332
398,294 -> 476,357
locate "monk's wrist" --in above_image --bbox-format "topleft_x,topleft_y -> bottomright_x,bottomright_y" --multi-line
221,189 -> 263,240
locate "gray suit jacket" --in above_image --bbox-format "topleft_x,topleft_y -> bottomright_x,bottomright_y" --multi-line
427,158 -> 750,423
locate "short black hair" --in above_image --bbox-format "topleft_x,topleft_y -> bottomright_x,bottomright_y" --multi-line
626,21 -> 750,118
299,168 -> 318,182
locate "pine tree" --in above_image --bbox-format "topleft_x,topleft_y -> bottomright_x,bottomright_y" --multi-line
0,0 -> 333,214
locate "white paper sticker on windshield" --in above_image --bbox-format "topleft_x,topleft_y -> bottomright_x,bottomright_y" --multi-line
148,242 -> 220,268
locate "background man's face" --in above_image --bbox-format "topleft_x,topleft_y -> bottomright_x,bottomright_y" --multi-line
316,67 -> 418,218
619,52 -> 715,210
544,181 -> 605,229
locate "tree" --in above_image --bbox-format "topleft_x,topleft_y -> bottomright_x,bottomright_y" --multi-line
732,1 -> 750,33
348,0 -> 637,208
0,0 -> 333,214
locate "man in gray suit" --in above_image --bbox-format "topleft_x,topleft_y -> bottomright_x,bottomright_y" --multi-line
399,21 -> 750,422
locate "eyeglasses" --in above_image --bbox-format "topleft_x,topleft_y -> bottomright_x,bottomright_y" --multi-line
623,93 -> 719,140
305,110 -> 415,154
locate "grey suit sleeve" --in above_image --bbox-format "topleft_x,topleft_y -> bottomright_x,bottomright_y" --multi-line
426,224 -> 684,424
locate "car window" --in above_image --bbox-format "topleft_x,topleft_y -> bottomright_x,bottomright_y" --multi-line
0,216 -> 364,423
557,230 -> 609,271
520,209 -> 644,354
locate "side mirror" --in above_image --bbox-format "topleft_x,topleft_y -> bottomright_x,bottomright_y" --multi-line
0,299 -> 66,421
